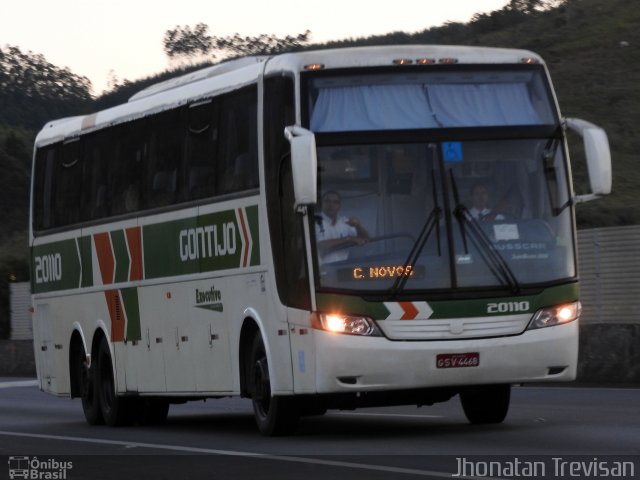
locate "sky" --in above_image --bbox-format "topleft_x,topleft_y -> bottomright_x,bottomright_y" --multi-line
3,0 -> 510,95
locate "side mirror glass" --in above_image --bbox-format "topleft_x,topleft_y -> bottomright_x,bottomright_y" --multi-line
565,118 -> 612,203
284,126 -> 317,210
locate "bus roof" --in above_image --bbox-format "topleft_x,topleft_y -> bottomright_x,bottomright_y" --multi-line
264,44 -> 544,74
35,45 -> 545,148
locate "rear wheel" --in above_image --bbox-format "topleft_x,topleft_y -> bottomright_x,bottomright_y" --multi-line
74,345 -> 103,425
460,384 -> 511,424
96,337 -> 135,426
250,333 -> 299,436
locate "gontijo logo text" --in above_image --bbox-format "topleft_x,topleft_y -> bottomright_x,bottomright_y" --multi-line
179,222 -> 237,261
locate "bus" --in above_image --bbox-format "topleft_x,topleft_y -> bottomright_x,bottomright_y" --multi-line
30,45 -> 611,435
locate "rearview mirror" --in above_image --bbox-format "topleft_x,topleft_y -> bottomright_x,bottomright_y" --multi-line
284,126 -> 317,210
565,118 -> 612,203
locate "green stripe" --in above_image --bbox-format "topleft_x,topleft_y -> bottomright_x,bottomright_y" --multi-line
317,283 -> 579,320
78,235 -> 94,288
32,205 -> 262,291
143,216 -> 200,279
198,210 -> 243,272
246,205 -> 261,266
110,230 -> 130,284
121,288 -> 142,342
316,293 -> 390,319
430,283 -> 579,319
143,207 -> 261,279
31,239 -> 81,294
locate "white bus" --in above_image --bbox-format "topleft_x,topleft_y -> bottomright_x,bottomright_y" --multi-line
30,46 -> 611,435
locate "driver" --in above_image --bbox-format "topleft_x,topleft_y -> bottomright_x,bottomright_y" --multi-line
316,190 -> 369,263
469,182 -> 505,221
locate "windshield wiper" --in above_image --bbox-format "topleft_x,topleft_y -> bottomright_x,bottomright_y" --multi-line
450,171 -> 520,294
388,169 -> 442,298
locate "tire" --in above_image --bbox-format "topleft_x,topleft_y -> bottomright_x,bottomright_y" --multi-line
135,398 -> 170,426
250,333 -> 299,436
74,345 -> 103,425
460,384 -> 511,424
96,337 -> 135,426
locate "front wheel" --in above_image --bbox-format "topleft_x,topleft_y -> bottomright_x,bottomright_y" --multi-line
460,384 -> 511,424
250,334 -> 299,436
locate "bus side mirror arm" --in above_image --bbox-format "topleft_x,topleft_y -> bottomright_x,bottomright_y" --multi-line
285,125 -> 318,212
564,117 -> 612,203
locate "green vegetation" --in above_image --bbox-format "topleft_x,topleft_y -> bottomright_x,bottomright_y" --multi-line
1,0 -> 638,336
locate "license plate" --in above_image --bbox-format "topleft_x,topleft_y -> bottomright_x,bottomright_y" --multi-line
436,352 -> 480,369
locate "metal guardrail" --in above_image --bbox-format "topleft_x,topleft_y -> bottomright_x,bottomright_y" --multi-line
578,224 -> 640,325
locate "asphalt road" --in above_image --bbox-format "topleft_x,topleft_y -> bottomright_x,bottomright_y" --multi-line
0,379 -> 638,480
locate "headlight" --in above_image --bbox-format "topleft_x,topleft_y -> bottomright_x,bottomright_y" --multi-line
528,301 -> 581,330
311,313 -> 381,336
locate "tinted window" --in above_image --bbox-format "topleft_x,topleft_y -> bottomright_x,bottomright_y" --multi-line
81,130 -> 111,221
110,122 -> 147,216
147,109 -> 184,208
186,99 -> 218,200
53,139 -> 82,226
33,147 -> 56,231
33,84 -> 260,232
218,87 -> 258,194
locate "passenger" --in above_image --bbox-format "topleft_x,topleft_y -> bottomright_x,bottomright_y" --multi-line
316,190 -> 369,263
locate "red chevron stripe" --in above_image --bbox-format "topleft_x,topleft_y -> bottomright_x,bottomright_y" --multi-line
237,208 -> 250,268
94,232 -> 114,285
399,301 -> 418,320
105,289 -> 125,342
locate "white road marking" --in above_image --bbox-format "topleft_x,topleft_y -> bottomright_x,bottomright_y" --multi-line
0,380 -> 38,389
332,412 -> 444,419
0,430 -> 495,479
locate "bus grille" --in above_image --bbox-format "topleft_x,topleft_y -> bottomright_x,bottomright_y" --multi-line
377,314 -> 532,340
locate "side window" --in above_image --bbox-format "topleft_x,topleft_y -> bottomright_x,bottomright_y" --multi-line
218,86 -> 259,194
53,138 -> 82,227
186,99 -> 218,200
147,109 -> 184,208
33,146 -> 56,231
110,121 -> 146,215
81,131 -> 111,221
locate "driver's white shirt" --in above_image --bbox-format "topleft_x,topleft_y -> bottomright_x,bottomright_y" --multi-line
316,212 -> 357,263
469,207 -> 504,221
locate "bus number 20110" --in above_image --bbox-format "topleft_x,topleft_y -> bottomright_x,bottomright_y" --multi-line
487,301 -> 530,314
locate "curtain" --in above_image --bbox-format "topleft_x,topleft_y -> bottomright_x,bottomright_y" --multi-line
310,82 -> 544,132
428,83 -> 543,127
310,84 -> 438,132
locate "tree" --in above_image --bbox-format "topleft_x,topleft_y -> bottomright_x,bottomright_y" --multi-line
0,45 -> 93,129
507,0 -> 566,14
163,23 -> 213,62
162,24 -> 311,63
213,30 -> 311,57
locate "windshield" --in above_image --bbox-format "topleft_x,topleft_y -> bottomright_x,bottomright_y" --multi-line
312,138 -> 575,293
